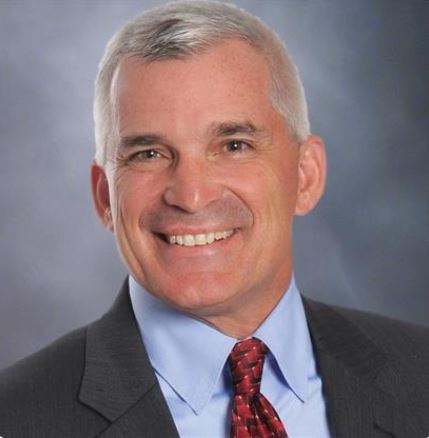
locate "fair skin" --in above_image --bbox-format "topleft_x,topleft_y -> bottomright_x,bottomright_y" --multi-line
92,39 -> 326,338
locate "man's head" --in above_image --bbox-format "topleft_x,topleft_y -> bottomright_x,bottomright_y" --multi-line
91,1 -> 326,337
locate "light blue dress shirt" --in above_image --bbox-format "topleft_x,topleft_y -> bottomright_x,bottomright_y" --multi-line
129,276 -> 331,438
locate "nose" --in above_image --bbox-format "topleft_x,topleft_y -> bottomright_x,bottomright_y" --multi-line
163,157 -> 223,213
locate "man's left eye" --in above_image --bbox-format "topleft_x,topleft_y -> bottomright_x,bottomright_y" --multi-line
224,140 -> 249,153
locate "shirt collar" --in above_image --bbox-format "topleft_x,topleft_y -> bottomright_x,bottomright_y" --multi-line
253,276 -> 314,402
129,275 -> 314,414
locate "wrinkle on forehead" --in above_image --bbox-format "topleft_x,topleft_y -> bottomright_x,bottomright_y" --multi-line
108,39 -> 288,158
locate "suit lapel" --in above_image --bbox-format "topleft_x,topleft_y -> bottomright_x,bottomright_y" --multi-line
78,281 -> 179,438
303,298 -> 424,438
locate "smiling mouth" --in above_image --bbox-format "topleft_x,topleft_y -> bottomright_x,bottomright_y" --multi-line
157,229 -> 236,247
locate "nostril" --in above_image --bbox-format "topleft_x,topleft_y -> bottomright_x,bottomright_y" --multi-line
162,182 -> 221,214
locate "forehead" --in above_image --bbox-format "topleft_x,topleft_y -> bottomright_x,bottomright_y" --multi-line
110,39 -> 281,139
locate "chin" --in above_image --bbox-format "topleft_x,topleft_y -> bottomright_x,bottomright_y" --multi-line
149,272 -> 241,316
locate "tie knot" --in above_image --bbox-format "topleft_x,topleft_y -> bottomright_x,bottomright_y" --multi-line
228,338 -> 268,396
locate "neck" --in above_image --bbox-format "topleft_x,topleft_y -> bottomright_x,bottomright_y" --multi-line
190,284 -> 290,339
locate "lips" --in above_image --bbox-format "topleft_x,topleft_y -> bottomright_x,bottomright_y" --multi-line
161,229 -> 235,247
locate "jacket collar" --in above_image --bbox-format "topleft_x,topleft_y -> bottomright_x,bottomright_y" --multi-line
78,280 -> 179,437
303,297 -> 424,438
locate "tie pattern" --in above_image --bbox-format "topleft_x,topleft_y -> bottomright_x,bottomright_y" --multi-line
229,338 -> 288,438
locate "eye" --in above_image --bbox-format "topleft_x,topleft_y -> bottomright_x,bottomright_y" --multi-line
128,149 -> 163,162
224,140 -> 250,153
121,147 -> 172,171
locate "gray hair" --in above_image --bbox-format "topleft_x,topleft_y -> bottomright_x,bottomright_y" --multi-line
94,0 -> 310,165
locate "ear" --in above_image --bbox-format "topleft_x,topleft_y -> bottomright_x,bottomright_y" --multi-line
294,135 -> 327,216
91,161 -> 114,231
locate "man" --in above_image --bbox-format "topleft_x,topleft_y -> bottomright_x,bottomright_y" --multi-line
0,1 -> 428,437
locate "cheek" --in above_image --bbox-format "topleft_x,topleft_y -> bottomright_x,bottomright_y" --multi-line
113,170 -> 167,227
238,162 -> 299,220
110,172 -> 143,225
271,155 -> 300,207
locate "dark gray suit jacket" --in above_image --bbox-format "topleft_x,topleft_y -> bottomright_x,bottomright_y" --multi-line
0,281 -> 428,437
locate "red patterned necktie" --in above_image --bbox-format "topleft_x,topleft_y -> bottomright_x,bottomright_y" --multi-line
228,338 -> 288,438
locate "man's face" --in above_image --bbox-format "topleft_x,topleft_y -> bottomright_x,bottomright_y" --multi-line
92,39 -> 325,333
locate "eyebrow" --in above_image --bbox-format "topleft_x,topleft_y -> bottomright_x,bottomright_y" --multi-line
118,134 -> 165,150
209,121 -> 263,138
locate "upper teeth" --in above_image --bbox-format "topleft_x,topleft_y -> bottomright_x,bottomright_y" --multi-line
167,230 -> 234,246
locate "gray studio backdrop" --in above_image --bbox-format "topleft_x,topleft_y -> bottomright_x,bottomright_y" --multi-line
1,0 -> 428,370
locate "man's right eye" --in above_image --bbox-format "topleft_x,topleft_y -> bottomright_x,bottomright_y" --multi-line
129,149 -> 161,161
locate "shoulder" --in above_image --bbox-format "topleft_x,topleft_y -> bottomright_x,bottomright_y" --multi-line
324,300 -> 427,352
0,326 -> 86,393
304,297 -> 429,375
302,298 -> 429,434
0,325 -> 106,435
